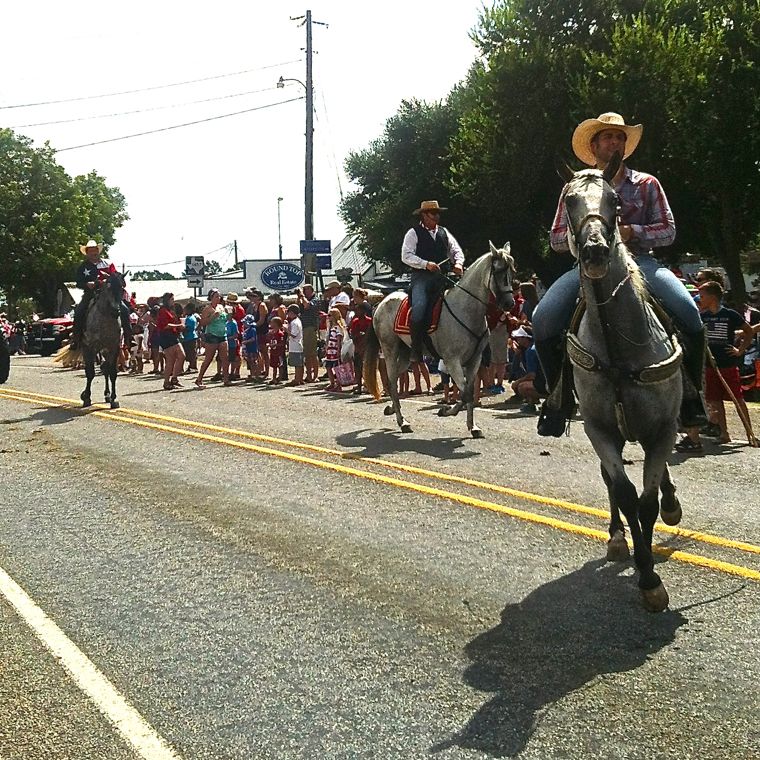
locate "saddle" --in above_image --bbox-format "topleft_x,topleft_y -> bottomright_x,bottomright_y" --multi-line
393,296 -> 443,336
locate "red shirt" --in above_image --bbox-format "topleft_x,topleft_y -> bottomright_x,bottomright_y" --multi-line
156,307 -> 180,334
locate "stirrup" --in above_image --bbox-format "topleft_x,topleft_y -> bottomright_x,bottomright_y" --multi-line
537,403 -> 569,438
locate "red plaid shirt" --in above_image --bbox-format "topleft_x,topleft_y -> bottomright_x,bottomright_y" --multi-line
550,165 -> 675,257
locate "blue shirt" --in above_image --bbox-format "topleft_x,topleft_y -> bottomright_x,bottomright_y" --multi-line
242,325 -> 258,354
226,319 -> 239,350
524,344 -> 540,376
182,313 -> 198,341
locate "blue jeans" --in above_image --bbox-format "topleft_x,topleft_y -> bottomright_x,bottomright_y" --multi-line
408,270 -> 442,327
532,253 -> 703,341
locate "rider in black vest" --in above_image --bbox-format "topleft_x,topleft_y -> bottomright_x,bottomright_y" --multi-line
401,200 -> 464,361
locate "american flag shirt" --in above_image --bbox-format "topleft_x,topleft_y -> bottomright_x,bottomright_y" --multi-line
550,165 -> 675,257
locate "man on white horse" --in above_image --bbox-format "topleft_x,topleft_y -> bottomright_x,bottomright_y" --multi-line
533,112 -> 707,437
401,200 -> 464,361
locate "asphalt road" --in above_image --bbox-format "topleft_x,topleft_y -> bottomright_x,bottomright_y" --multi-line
1,356 -> 759,759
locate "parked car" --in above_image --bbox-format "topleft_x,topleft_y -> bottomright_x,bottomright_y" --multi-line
26,316 -> 74,356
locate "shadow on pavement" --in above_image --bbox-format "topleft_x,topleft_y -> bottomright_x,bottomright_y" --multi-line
335,428 -> 480,460
432,559 -> 686,757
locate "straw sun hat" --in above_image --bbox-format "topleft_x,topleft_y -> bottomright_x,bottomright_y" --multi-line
413,200 -> 448,216
571,112 -> 642,167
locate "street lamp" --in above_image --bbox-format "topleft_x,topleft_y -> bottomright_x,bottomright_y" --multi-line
277,196 -> 283,260
277,75 -> 313,244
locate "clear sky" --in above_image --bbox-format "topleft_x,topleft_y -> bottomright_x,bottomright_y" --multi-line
2,1 -> 486,276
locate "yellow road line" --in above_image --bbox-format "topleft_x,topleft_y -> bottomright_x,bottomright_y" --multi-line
2,389 -> 759,583
3,387 -> 760,559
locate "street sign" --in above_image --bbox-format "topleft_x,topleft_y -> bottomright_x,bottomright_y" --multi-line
186,256 -> 204,289
316,254 -> 332,271
299,239 -> 331,254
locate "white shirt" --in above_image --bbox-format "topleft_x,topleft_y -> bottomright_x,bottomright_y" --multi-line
401,225 -> 465,270
287,317 -> 303,353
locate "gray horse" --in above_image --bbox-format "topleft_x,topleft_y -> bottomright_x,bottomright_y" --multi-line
561,155 -> 683,612
364,243 -> 515,438
80,271 -> 125,409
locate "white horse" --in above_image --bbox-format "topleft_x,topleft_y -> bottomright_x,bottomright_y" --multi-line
364,243 -> 515,438
561,154 -> 683,612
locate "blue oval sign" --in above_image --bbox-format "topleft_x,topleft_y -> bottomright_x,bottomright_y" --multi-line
260,262 -> 305,291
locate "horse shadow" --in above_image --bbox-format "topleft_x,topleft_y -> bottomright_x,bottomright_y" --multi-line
432,559 -> 686,757
334,428 -> 480,461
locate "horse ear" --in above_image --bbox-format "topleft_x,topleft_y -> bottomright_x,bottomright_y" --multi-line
489,240 -> 499,255
603,151 -> 622,184
555,158 -> 574,184
502,242 -> 511,256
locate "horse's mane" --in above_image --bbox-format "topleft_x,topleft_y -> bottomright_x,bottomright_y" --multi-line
625,251 -> 647,298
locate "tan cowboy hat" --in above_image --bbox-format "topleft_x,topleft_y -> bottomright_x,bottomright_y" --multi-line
324,280 -> 342,290
413,200 -> 448,216
79,239 -> 104,255
225,292 -> 239,303
571,112 -> 643,167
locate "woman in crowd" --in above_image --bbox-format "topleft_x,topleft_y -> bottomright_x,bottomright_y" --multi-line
324,307 -> 345,391
195,289 -> 230,388
519,281 -> 539,323
156,292 -> 186,390
249,290 -> 269,378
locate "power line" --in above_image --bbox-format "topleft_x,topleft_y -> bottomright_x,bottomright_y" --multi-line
55,97 -> 305,152
10,85 -> 282,128
0,59 -> 302,110
129,243 -> 232,268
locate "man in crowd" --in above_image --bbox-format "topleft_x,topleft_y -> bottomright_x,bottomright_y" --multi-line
509,326 -> 544,414
296,283 -> 320,382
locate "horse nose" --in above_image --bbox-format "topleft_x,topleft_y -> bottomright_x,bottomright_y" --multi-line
581,242 -> 610,278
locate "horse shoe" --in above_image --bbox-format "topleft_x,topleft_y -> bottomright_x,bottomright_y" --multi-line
641,583 -> 669,613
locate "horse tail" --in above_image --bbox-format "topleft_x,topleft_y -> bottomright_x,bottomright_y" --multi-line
53,344 -> 81,368
363,323 -> 381,400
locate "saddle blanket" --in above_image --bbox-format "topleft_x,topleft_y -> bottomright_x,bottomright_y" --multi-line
394,296 -> 443,336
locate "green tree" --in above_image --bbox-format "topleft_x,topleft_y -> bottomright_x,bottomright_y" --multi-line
340,98 -> 479,272
578,0 -> 760,300
0,129 -> 128,314
132,270 -> 178,281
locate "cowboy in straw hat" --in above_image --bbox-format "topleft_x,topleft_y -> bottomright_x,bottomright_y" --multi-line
532,111 -> 707,437
71,239 -> 134,350
401,199 -> 465,361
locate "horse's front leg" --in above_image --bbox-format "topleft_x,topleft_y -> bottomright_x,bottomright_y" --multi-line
444,357 -> 483,438
108,357 -> 120,409
587,422 -> 666,612
81,352 -> 95,408
601,463 -> 630,561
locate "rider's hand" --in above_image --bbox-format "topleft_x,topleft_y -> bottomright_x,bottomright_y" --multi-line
86,282 -> 96,290
426,261 -> 440,272
619,224 -> 633,242
452,264 -> 464,277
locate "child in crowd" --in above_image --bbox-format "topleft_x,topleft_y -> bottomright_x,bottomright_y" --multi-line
241,314 -> 259,382
182,303 -> 199,373
225,308 -> 239,382
324,307 -> 345,391
348,301 -> 372,395
286,304 -> 305,386
266,315 -> 286,385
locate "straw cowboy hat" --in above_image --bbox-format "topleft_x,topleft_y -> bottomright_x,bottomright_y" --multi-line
571,112 -> 643,167
413,200 -> 448,216
79,239 -> 103,254
225,292 -> 239,303
324,280 -> 342,290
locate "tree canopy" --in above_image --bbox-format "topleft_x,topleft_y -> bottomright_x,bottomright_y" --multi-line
341,0 -> 760,298
0,129 -> 128,314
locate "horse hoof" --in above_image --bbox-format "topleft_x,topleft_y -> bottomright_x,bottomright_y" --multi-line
641,583 -> 669,613
383,406 -> 395,416
81,399 -> 91,408
471,428 -> 484,439
104,395 -> 111,403
110,401 -> 120,410
660,499 -> 682,526
437,407 -> 448,417
606,536 -> 630,562
400,423 -> 413,433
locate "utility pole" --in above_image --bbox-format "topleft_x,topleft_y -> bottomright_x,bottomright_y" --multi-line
305,9 -> 314,243
233,239 -> 238,268
277,197 -> 283,260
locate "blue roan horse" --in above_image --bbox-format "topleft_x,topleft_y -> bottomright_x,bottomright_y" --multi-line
80,271 -> 126,410
561,154 -> 684,612
364,243 -> 515,438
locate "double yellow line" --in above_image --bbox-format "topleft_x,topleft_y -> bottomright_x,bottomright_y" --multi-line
2,386 -> 759,582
